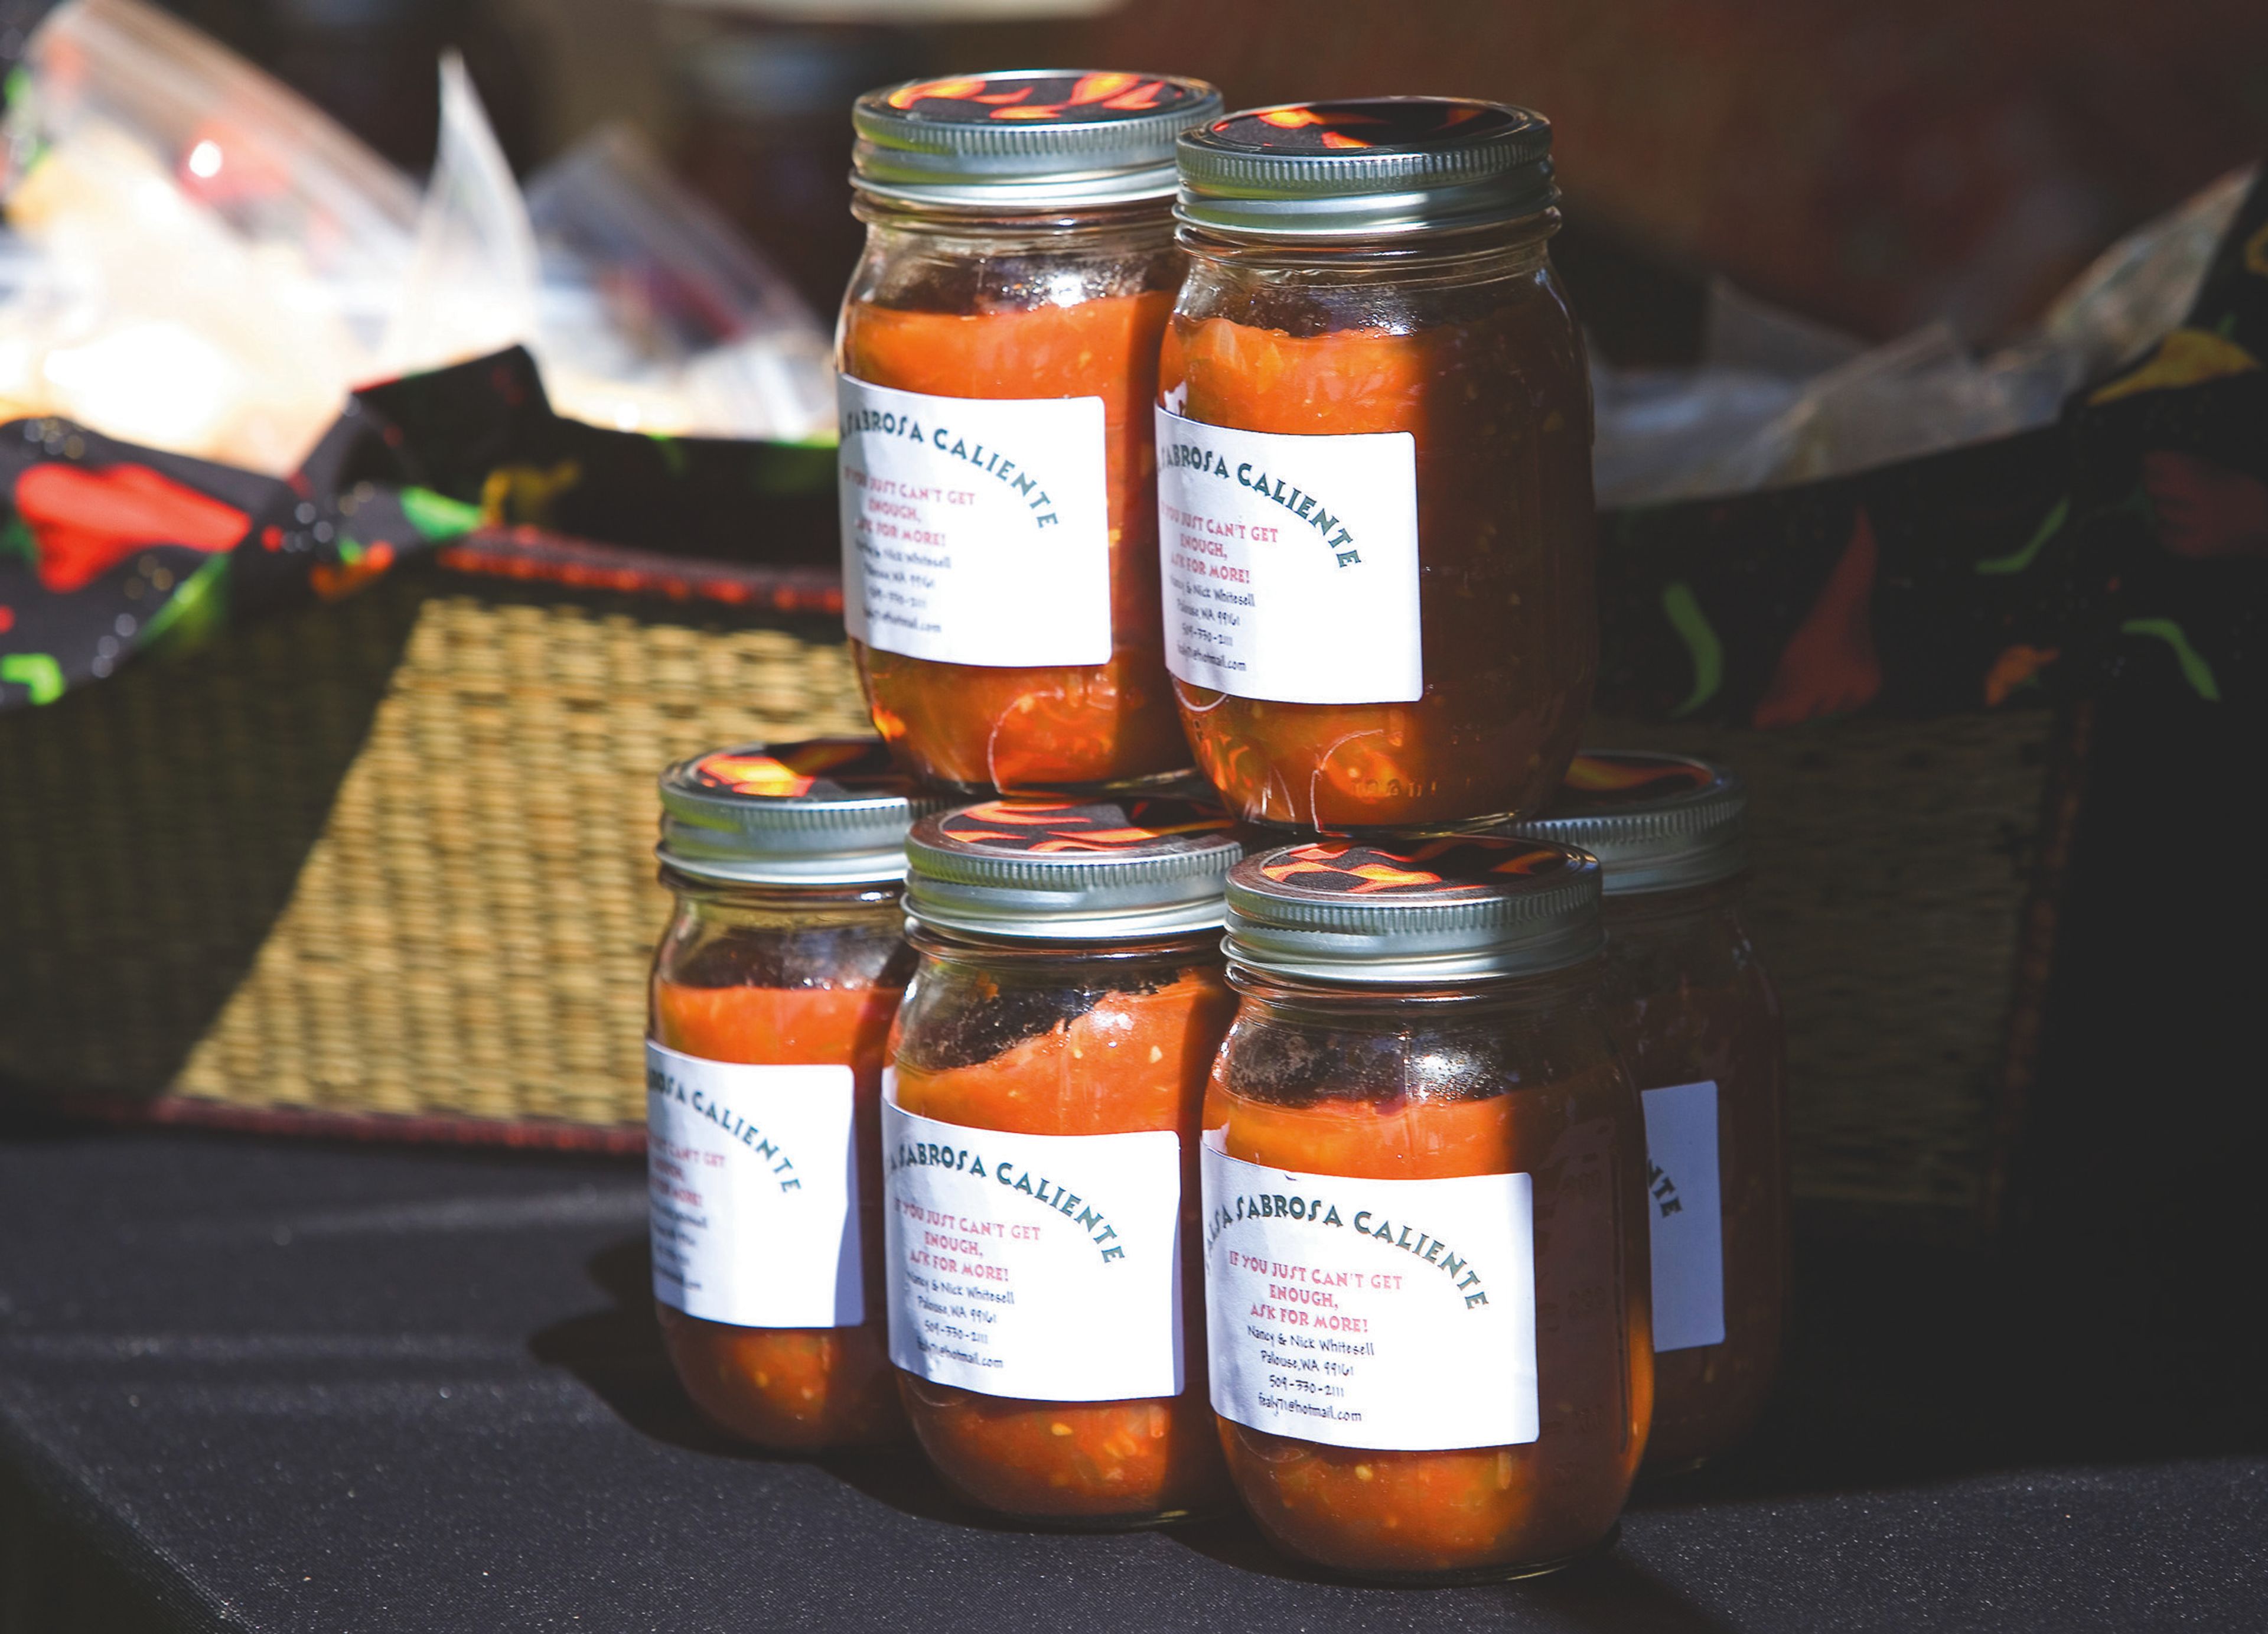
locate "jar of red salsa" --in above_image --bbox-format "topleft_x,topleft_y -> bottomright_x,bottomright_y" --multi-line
1516,751 -> 1787,1470
883,795 -> 1244,1525
838,70 -> 1223,793
1156,98 -> 1595,832
649,739 -> 937,1449
1203,836 -> 1649,1581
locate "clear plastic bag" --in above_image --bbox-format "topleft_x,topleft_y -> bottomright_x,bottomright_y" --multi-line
4,0 -> 418,313
0,0 -> 416,469
1591,167 -> 2257,506
2039,165 -> 2257,382
0,0 -> 833,468
380,51 -> 540,379
526,123 -> 833,441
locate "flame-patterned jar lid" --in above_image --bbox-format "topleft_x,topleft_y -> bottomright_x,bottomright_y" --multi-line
1177,96 -> 1555,239
1511,751 -> 1746,897
1225,836 -> 1601,984
657,739 -> 946,887
904,796 -> 1246,940
852,70 -> 1224,209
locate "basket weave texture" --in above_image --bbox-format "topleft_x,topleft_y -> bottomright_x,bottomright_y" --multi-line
1592,712 -> 2051,1216
0,568 -> 2051,1218
0,565 -> 865,1130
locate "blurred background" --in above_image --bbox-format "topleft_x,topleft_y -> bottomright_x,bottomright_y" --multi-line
3,0 -> 2259,351
1,5 -> 2263,1592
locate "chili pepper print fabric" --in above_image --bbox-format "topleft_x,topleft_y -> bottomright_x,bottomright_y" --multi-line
6,170 -> 2266,717
0,412 -> 455,707
333,349 -> 835,566
1595,166 -> 2268,725
0,347 -> 837,709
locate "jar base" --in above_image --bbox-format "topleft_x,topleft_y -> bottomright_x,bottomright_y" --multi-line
708,1425 -> 910,1456
1241,809 -> 1524,842
1304,1522 -> 1621,1587
917,766 -> 1201,800
978,1501 -> 1231,1535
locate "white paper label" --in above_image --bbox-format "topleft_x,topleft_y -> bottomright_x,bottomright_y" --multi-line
1153,406 -> 1422,705
1200,1132 -> 1537,1451
1642,1080 -> 1725,1353
881,1079 -> 1184,1402
645,1042 -> 862,1329
837,375 -> 1112,668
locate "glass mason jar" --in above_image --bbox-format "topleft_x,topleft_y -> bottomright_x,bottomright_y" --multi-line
837,71 -> 1223,793
882,795 -> 1245,1526
647,740 -> 937,1450
1516,751 -> 1788,1470
1203,836 -> 1650,1582
1156,98 -> 1596,832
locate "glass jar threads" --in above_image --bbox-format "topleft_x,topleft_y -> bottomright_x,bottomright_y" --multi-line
1203,836 -> 1649,1581
883,795 -> 1244,1525
839,70 -> 1223,793
1157,97 -> 1596,832
1516,751 -> 1788,1470
649,740 -> 939,1449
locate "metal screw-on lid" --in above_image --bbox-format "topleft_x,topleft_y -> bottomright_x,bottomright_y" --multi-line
904,796 -> 1245,941
852,70 -> 1223,209
1510,751 -> 1746,896
657,739 -> 942,887
1177,96 -> 1556,239
1225,836 -> 1601,985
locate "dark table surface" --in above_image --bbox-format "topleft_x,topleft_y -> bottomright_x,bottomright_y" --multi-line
1,1119 -> 2263,1634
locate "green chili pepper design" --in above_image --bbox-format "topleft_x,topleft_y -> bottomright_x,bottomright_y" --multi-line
399,486 -> 484,541
0,653 -> 64,704
2118,617 -> 2221,701
1661,580 -> 1722,718
1975,497 -> 2068,576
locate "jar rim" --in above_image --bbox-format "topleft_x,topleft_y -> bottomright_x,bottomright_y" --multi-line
657,862 -> 905,903
1223,952 -> 1599,1001
907,920 -> 1223,960
849,190 -> 1181,231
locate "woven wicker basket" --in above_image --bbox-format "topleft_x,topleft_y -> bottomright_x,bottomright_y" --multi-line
0,562 -> 2062,1224
1588,711 -> 2063,1223
0,561 -> 865,1148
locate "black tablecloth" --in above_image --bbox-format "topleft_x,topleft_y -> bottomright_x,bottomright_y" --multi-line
1,1122 -> 2263,1634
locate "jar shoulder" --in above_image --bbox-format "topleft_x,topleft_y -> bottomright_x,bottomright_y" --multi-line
654,899 -> 913,991
843,220 -> 1183,318
892,945 -> 1228,1075
1169,240 -> 1581,343
1212,990 -> 1625,1108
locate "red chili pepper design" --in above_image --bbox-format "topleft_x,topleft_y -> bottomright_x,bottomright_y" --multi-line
691,739 -> 904,799
940,796 -> 1235,853
1560,753 -> 1716,803
1210,99 -> 1512,157
1260,838 -> 1570,896
885,73 -> 1185,123
11,463 -> 249,593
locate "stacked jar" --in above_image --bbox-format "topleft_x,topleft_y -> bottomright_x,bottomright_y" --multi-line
1156,97 -> 1597,834
1515,752 -> 1790,1474
646,739 -> 937,1450
1142,94 -> 1645,1581
636,72 -> 1788,1586
1202,836 -> 1650,1579
834,70 -> 1224,793
885,795 -> 1244,1525
825,72 -> 1250,1526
